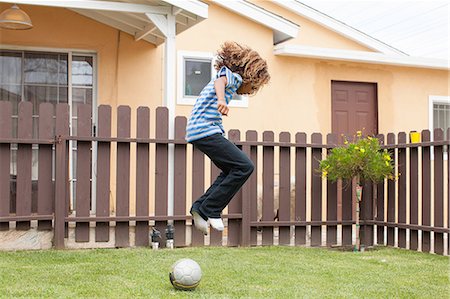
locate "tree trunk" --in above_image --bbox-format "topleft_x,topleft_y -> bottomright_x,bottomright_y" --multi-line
354,176 -> 363,252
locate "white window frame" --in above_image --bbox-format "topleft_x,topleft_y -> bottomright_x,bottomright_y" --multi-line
429,95 -> 449,160
0,44 -> 98,211
177,50 -> 249,107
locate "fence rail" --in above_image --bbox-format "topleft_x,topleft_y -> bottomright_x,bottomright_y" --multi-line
0,101 -> 449,255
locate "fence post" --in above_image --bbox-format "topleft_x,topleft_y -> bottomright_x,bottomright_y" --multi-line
228,130 -> 242,247
398,132 -> 407,249
247,131 -> 258,246
241,174 -> 251,247
54,104 -> 69,249
0,101 -> 12,231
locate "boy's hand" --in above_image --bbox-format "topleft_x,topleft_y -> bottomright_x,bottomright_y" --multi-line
217,98 -> 229,116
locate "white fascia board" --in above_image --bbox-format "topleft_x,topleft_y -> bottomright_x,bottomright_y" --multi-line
212,0 -> 299,39
145,13 -> 168,37
73,8 -> 158,44
272,0 -> 405,56
162,0 -> 208,19
274,44 -> 450,70
0,0 -> 171,14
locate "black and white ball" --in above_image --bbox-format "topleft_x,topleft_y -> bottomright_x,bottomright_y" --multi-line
169,258 -> 202,291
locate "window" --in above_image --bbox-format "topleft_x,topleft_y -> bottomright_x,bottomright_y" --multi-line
0,49 -> 96,211
429,95 -> 449,159
177,51 -> 248,107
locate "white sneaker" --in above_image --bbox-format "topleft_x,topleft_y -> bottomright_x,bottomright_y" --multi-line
192,211 -> 208,235
208,218 -> 224,231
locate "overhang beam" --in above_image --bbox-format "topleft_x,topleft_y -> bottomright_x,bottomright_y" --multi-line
0,0 -> 171,14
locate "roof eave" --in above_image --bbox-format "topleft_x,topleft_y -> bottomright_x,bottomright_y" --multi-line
274,44 -> 450,70
0,0 -> 208,45
212,0 -> 299,43
272,0 -> 407,56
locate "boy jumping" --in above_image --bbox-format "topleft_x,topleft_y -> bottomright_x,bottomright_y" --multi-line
186,41 -> 270,234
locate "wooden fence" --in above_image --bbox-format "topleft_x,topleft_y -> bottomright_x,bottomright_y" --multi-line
0,101 -> 449,254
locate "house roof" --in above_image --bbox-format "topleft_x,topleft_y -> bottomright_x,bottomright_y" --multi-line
211,0 -> 300,45
272,0 -> 406,55
299,0 -> 449,60
274,44 -> 450,70
270,1 -> 449,70
0,0 -> 209,45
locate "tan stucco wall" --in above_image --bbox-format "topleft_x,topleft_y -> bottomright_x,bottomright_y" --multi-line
246,0 -> 375,52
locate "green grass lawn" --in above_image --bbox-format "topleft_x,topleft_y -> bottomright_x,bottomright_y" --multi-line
0,246 -> 448,298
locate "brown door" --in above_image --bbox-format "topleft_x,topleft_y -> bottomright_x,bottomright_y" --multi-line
331,81 -> 378,141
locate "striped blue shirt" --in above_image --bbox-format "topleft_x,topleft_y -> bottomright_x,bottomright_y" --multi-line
186,66 -> 242,142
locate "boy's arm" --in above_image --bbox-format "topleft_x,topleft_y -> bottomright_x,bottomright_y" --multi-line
214,76 -> 229,116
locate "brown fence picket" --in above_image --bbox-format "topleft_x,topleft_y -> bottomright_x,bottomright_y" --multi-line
16,101 -> 32,230
173,116 -> 187,247
37,103 -> 54,230
341,178 -> 352,246
311,133 -> 322,246
0,101 -> 12,231
295,133 -> 307,246
360,179 -> 373,247
154,107 -> 168,248
448,128 -> 450,254
433,128 -> 444,254
279,132 -> 291,245
209,162 -> 222,246
409,131 -> 419,250
387,133 -> 396,247
421,130 -> 431,253
262,131 -> 274,245
54,103 -> 69,249
115,106 -> 131,247
135,107 -> 150,247
326,133 -> 338,246
95,105 -> 111,242
398,132 -> 407,249
246,130 -> 258,246
227,130 -> 241,247
376,134 -> 385,245
191,142 -> 205,246
75,104 -> 92,242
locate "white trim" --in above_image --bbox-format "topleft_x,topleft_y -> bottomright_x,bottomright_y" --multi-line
0,43 -> 96,54
164,13 -> 176,217
211,0 -> 299,40
429,95 -> 450,160
0,0 -> 171,14
1,46 -> 98,210
229,94 -> 249,108
135,23 -> 157,42
177,51 -> 214,105
72,9 -> 159,44
145,13 -> 168,37
91,53 -> 98,213
177,51 -> 249,107
272,0 -> 405,55
274,44 -> 450,70
163,0 -> 208,19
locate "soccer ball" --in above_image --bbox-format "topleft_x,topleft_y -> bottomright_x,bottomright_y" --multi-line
169,258 -> 202,291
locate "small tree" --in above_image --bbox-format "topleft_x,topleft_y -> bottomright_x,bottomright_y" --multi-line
319,131 -> 395,251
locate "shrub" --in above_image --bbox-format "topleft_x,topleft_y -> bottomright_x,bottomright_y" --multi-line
319,131 -> 395,183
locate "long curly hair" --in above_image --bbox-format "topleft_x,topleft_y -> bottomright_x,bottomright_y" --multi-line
215,41 -> 270,95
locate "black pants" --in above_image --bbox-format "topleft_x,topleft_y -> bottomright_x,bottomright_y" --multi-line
190,133 -> 254,220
